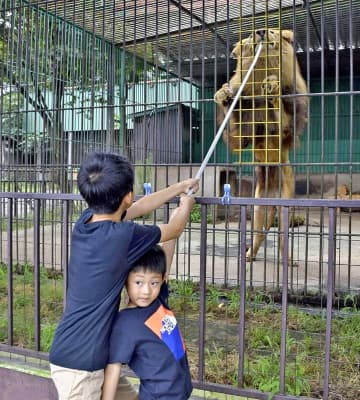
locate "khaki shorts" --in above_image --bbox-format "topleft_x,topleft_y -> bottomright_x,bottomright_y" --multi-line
50,363 -> 138,400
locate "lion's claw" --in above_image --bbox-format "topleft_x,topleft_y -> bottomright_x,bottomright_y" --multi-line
261,75 -> 280,97
261,75 -> 280,107
214,83 -> 235,105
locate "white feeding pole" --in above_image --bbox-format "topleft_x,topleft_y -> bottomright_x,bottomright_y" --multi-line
188,41 -> 264,195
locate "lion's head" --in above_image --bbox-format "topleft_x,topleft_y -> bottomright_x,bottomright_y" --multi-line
231,29 -> 293,58
229,29 -> 304,95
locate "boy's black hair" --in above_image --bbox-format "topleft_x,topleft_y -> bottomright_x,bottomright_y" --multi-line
77,152 -> 134,214
131,245 -> 166,277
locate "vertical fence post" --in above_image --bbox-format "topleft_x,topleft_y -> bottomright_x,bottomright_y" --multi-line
323,207 -> 336,399
237,205 -> 247,387
197,203 -> 207,383
33,199 -> 41,351
62,200 -> 70,308
279,207 -> 289,394
106,45 -> 115,152
7,198 -> 13,346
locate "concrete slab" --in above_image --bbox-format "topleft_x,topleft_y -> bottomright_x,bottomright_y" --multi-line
170,210 -> 360,292
0,363 -> 245,400
0,367 -> 57,400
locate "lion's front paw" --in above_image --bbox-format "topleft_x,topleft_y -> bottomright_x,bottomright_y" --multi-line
261,75 -> 280,105
214,83 -> 235,105
261,75 -> 280,96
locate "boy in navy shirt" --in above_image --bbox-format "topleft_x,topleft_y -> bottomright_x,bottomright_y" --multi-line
49,152 -> 198,399
102,223 -> 192,400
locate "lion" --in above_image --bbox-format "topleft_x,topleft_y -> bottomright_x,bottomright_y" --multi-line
214,28 -> 309,261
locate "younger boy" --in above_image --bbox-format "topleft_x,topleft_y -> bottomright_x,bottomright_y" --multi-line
49,152 -> 198,399
102,235 -> 192,399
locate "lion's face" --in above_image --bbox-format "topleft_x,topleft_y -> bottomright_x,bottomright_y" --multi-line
229,28 -> 300,94
231,29 -> 294,59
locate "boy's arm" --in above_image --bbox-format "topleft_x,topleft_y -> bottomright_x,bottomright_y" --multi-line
161,205 -> 185,279
101,363 -> 122,400
161,238 -> 176,280
158,195 -> 195,243
125,178 -> 199,220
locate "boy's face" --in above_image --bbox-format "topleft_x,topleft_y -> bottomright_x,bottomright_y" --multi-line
126,269 -> 164,308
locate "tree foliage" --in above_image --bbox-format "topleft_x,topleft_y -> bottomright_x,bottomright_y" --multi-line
0,0 -> 113,189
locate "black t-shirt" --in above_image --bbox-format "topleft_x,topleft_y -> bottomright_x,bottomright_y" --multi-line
109,294 -> 193,400
49,209 -> 161,371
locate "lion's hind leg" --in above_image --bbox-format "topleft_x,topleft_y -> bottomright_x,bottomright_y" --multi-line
246,166 -> 276,261
246,204 -> 266,261
246,205 -> 276,261
278,162 -> 296,264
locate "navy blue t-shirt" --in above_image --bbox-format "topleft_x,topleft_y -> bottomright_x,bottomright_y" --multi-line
109,293 -> 193,400
49,209 -> 161,371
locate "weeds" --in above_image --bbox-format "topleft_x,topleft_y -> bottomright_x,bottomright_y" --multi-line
1,266 -> 359,398
168,279 -> 198,311
0,264 -> 64,350
190,204 -> 212,224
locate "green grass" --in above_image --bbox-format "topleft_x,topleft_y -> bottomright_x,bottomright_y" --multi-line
0,263 -> 63,351
190,203 -> 213,224
0,265 -> 359,399
168,280 -> 360,399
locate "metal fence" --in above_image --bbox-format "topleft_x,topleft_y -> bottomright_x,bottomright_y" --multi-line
1,1 -> 360,398
0,192 -> 360,399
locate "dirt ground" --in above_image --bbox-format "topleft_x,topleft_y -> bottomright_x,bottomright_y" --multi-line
1,208 -> 360,295
171,209 -> 360,294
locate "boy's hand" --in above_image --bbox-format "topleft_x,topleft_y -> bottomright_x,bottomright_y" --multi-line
179,178 -> 199,196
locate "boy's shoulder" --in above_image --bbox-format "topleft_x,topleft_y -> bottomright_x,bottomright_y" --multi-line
114,299 -> 162,328
112,307 -> 142,335
75,208 -> 133,230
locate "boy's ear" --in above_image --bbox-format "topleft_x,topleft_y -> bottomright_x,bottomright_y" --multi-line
119,192 -> 134,220
124,191 -> 134,206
